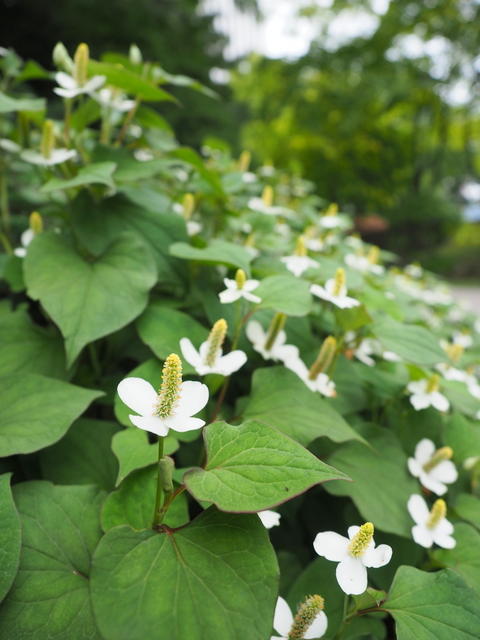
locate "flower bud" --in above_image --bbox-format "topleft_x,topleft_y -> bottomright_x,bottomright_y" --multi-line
52,42 -> 73,72
159,456 -> 174,493
129,43 -> 143,65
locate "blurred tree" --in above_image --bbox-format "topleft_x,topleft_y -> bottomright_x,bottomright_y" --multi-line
232,0 -> 480,257
0,0 -> 255,147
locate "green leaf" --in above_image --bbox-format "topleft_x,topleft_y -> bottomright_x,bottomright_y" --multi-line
443,380 -> 480,419
0,474 -> 21,603
432,523 -> 480,596
169,147 -> 224,195
0,305 -> 66,378
372,317 -> 445,366
88,61 -> 175,101
0,482 -> 104,639
71,193 -> 186,284
335,304 -> 372,332
444,412 -> 480,462
91,508 -> 278,640
170,239 -> 252,274
0,373 -> 102,456
454,494 -> 480,530
41,162 -> 116,192
325,425 -> 417,537
101,465 -> 188,531
39,419 -> 119,491
136,303 -> 208,372
243,367 -> 364,446
0,91 -> 45,113
287,557 -> 345,639
184,420 -> 349,512
25,232 -> 157,366
255,275 -> 312,316
112,428 -> 178,484
384,566 -> 480,639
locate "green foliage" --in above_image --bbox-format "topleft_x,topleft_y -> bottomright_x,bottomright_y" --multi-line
0,475 -> 21,603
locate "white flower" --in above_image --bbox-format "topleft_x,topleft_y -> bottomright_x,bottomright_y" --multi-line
287,358 -> 336,397
407,439 -> 457,495
313,523 -> 392,595
404,263 -> 423,278
304,236 -> 324,252
258,510 -> 281,529
345,253 -> 384,275
179,319 -> 246,376
248,197 -> 292,217
246,320 -> 299,364
281,255 -> 318,278
13,228 -> 35,258
242,171 -> 257,184
117,355 -> 208,437
271,596 -> 328,640
407,377 -> 449,412
21,148 -> 77,166
452,331 -> 473,348
436,362 -> 469,383
94,87 -> 136,112
53,71 -> 105,98
219,271 -> 261,304
0,139 -> 21,153
310,269 -> 360,309
407,495 -> 455,549
134,149 -> 155,162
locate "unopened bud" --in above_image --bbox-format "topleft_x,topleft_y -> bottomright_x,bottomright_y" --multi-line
52,42 -> 73,72
73,43 -> 89,86
29,212 -> 43,234
155,354 -> 182,419
129,43 -> 143,65
40,120 -> 55,159
159,456 -> 174,493
262,185 -> 274,207
235,269 -> 246,289
238,150 -> 251,172
427,499 -> 446,529
288,595 -> 325,640
308,336 -> 337,380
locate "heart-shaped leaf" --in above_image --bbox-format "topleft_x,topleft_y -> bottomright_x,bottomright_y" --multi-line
0,474 -> 21,603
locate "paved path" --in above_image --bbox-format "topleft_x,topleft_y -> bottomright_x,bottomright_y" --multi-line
451,287 -> 480,315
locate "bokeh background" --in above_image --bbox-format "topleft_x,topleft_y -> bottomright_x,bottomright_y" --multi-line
2,0 -> 480,280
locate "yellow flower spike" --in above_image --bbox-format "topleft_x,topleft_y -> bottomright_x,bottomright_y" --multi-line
40,120 -> 55,159
367,245 -> 380,265
205,319 -> 228,367
29,212 -> 43,234
294,236 -> 307,257
423,446 -> 453,473
308,336 -> 337,380
427,499 -> 447,529
182,193 -> 195,220
349,522 -> 374,557
446,343 -> 464,363
264,313 -> 286,352
325,203 -> 338,216
235,268 -> 246,289
262,185 -> 274,207
238,150 -> 251,172
155,354 -> 182,419
332,267 -> 346,297
73,43 -> 89,87
426,374 -> 440,394
288,595 -> 325,640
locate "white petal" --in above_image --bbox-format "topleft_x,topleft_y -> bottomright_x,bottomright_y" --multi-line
348,526 -> 360,539
336,296 -> 360,309
411,524 -> 434,548
243,279 -> 260,291
410,393 -> 431,410
310,284 -> 328,300
176,381 -> 209,417
407,494 -> 430,525
276,344 -> 300,364
85,75 -> 106,91
258,510 -> 281,529
216,350 -> 247,375
13,247 -> 26,258
362,544 -> 392,568
164,415 -> 205,432
243,290 -> 262,303
219,288 -> 240,303
117,377 -> 157,416
129,414 -> 169,436
223,278 -> 236,288
336,556 -> 368,595
304,611 -> 328,639
246,320 -> 265,345
414,438 -> 435,464
433,531 -> 456,549
53,87 -> 79,99
418,472 -> 447,496
435,518 -> 454,536
313,531 -> 349,561
21,229 -> 35,247
407,458 -> 421,478
273,597 -> 293,637
179,337 -> 202,369
55,71 -> 76,89
431,392 -> 450,412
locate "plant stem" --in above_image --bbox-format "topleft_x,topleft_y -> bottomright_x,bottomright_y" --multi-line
115,99 -> 140,146
0,167 -> 10,234
64,98 -> 73,145
334,594 -> 350,639
152,436 -> 165,529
